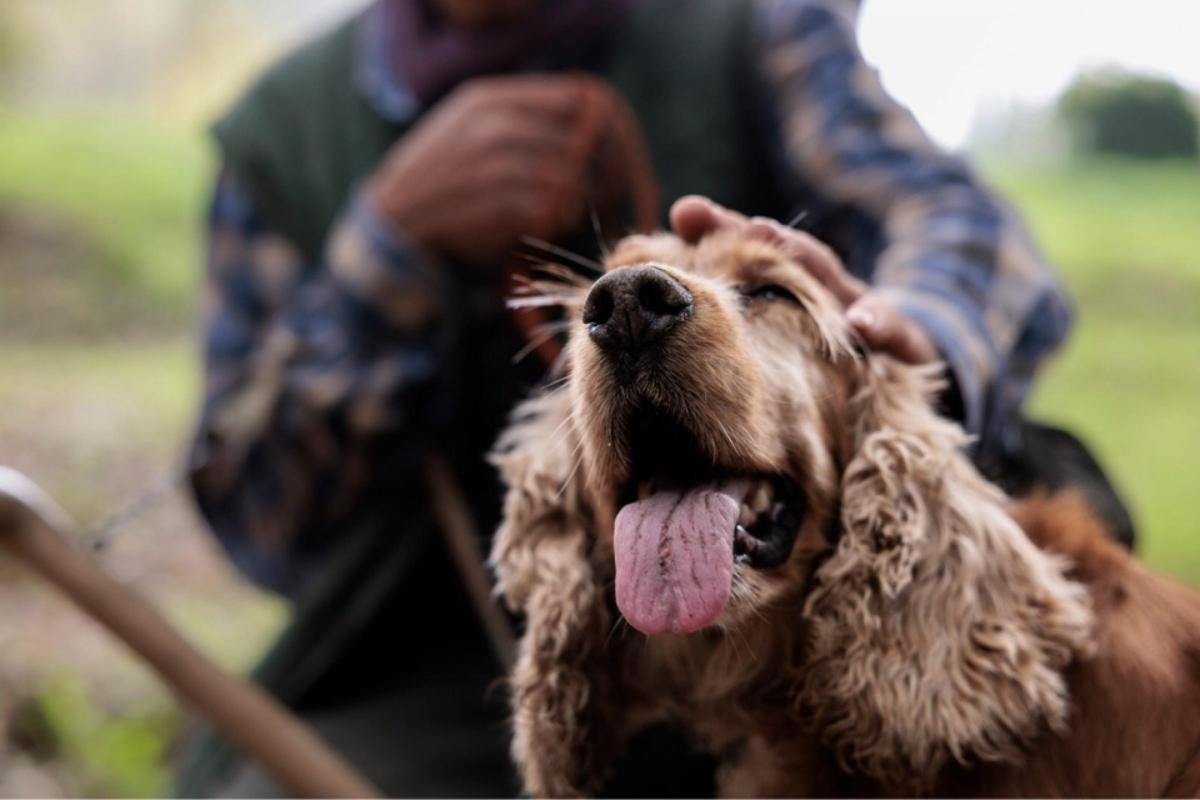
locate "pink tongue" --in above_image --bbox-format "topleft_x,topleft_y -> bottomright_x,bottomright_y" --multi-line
614,482 -> 743,636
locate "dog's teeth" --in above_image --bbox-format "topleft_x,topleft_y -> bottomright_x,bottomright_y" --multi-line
738,503 -> 756,527
750,482 -> 772,514
734,525 -> 760,556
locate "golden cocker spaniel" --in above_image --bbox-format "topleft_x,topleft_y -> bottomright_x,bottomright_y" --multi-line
489,230 -> 1200,797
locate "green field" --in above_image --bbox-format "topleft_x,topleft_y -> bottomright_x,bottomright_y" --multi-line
983,158 -> 1200,579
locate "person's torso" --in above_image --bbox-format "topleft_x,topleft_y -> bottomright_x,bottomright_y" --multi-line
213,0 -> 790,523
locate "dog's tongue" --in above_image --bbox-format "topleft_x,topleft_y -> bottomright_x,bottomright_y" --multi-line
614,481 -> 744,636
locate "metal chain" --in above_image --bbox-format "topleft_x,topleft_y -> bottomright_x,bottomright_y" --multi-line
82,457 -> 199,551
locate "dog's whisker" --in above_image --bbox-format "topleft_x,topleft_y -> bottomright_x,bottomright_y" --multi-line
526,259 -> 596,288
544,406 -> 579,444
519,235 -> 604,276
604,614 -> 629,649
510,266 -> 585,288
565,433 -> 587,465
514,252 -> 562,270
507,294 -> 583,310
733,626 -> 757,666
784,208 -> 811,229
547,346 -> 571,380
556,442 -> 587,501
708,416 -> 737,454
512,321 -> 572,365
588,201 -> 612,260
513,252 -> 573,276
720,622 -> 747,663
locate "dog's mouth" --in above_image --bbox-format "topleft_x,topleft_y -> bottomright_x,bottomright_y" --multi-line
611,404 -> 804,636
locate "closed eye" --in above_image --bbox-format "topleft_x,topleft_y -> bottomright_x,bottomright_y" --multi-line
742,283 -> 801,305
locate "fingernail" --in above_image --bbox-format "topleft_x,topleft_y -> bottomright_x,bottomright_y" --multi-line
847,308 -> 875,330
748,220 -> 778,239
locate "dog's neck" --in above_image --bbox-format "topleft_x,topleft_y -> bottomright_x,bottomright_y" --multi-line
617,578 -> 814,745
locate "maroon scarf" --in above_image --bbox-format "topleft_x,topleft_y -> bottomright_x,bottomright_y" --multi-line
386,0 -> 630,105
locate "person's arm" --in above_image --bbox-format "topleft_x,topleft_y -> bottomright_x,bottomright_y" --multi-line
751,0 -> 1072,457
191,74 -> 608,593
189,169 -> 453,593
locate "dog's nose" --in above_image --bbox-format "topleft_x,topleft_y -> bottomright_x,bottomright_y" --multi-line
582,266 -> 693,352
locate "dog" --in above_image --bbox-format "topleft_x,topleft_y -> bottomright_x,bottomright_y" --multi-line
489,230 -> 1200,796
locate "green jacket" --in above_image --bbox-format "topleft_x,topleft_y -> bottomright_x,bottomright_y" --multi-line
214,0 -> 782,262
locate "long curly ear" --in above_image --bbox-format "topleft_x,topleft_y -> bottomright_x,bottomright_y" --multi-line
490,388 -> 593,610
489,389 -> 620,797
801,358 -> 1095,792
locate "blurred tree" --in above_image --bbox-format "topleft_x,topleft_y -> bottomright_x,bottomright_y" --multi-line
1059,70 -> 1199,159
0,3 -> 31,94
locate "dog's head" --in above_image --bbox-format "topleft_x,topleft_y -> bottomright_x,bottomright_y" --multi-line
562,229 -> 1094,787
492,228 -> 1094,792
568,230 -> 856,634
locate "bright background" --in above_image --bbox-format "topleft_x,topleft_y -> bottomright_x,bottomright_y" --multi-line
860,0 -> 1200,150
0,1 -> 1197,795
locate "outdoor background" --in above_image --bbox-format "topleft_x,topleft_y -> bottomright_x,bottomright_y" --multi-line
0,1 -> 1197,795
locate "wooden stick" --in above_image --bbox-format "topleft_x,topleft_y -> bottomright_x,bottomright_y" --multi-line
0,467 -> 379,799
424,453 -> 516,669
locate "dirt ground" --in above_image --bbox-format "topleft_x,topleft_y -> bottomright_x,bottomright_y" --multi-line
0,208 -> 285,797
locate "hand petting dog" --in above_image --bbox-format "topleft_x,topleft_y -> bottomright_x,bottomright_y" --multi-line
670,195 -> 939,366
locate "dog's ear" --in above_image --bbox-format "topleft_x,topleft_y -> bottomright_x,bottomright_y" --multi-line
489,388 -> 620,797
490,388 -> 595,611
801,357 -> 1094,791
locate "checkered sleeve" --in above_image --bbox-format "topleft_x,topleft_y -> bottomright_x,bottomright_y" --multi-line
189,168 -> 452,591
752,0 -> 1073,458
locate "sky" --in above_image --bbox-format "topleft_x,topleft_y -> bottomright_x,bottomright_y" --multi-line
858,0 -> 1200,149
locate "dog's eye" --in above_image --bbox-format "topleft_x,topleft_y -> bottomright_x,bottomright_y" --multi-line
742,284 -> 800,305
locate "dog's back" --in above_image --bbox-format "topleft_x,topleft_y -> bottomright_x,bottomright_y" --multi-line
963,493 -> 1200,796
797,494 -> 1200,797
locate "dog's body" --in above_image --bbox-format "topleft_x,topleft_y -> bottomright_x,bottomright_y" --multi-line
489,231 -> 1200,796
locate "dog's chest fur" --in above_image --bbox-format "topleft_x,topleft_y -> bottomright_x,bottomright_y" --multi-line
619,600 -> 806,751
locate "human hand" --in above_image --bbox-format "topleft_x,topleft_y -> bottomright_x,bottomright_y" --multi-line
669,195 -> 938,365
367,75 -> 590,263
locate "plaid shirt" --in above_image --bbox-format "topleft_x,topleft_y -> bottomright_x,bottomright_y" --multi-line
191,0 -> 1071,590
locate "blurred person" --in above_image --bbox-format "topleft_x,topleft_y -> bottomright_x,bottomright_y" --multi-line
181,0 -> 1134,795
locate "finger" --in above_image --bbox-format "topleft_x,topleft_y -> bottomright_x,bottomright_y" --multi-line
846,295 -> 938,365
669,200 -> 867,307
744,218 -> 867,307
520,157 -> 589,233
471,74 -> 584,121
482,113 -> 578,160
484,186 -> 557,242
669,195 -> 749,242
482,163 -> 584,241
476,148 -> 582,193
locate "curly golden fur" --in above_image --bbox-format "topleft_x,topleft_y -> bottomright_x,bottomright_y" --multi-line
489,230 -> 1200,796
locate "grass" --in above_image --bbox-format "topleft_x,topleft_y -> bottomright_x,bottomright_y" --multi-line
0,338 -> 197,517
0,107 -> 209,325
34,675 -> 176,798
982,157 -> 1200,579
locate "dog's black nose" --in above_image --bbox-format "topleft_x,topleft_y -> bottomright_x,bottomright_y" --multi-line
582,265 -> 693,352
